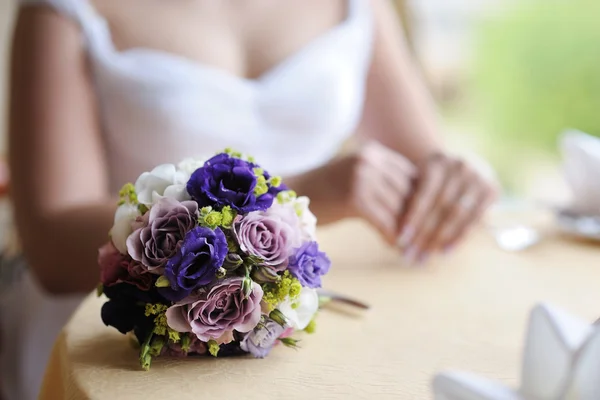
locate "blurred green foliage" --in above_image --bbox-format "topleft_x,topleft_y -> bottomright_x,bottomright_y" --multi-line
472,0 -> 600,151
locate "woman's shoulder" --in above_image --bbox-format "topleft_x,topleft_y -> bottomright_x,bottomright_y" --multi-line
15,0 -> 83,22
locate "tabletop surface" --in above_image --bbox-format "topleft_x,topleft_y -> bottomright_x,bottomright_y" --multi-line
40,218 -> 600,400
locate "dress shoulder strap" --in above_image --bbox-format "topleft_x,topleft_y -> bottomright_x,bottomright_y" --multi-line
16,0 -> 93,29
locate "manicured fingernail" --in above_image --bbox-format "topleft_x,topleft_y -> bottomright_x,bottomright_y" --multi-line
397,226 -> 414,247
443,245 -> 454,254
404,246 -> 418,265
418,252 -> 429,265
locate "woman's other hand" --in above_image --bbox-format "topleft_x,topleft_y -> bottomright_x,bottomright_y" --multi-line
346,141 -> 418,245
397,153 -> 499,264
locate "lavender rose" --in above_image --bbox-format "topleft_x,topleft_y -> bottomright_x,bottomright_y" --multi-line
165,277 -> 263,342
126,197 -> 198,274
159,227 -> 228,302
288,241 -> 331,288
186,153 -> 279,214
233,203 -> 302,282
240,318 -> 286,358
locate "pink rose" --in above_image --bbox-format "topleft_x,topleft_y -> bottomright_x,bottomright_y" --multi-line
166,277 -> 263,342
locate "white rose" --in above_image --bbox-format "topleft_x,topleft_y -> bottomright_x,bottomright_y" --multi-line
110,203 -> 140,254
177,157 -> 208,177
135,164 -> 190,206
278,287 -> 319,330
293,196 -> 317,240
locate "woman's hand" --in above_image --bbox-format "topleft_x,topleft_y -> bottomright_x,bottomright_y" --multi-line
397,153 -> 499,264
288,141 -> 416,245
345,141 -> 417,245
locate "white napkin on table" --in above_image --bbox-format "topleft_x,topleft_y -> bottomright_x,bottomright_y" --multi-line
431,303 -> 600,400
560,129 -> 600,215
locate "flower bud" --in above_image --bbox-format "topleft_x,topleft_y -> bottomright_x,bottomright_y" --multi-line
155,275 -> 171,288
269,309 -> 288,327
223,253 -> 243,271
215,267 -> 227,279
242,277 -> 253,299
251,266 -> 279,283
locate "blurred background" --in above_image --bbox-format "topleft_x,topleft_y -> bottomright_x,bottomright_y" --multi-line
0,0 -> 598,204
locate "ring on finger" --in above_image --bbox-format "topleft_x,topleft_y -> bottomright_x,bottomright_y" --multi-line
458,193 -> 478,210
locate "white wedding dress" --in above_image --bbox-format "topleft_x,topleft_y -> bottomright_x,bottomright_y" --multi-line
2,0 -> 374,399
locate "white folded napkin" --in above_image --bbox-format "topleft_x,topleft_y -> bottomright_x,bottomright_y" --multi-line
432,303 -> 600,400
560,129 -> 600,215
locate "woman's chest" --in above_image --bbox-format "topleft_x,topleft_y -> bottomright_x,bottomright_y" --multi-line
91,0 -> 348,81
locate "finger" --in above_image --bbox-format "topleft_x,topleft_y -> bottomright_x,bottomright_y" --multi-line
357,193 -> 397,246
420,161 -> 472,254
442,185 -> 497,249
362,142 -> 416,194
358,162 -> 403,217
411,172 -> 466,261
428,187 -> 479,256
352,165 -> 397,246
396,155 -> 445,250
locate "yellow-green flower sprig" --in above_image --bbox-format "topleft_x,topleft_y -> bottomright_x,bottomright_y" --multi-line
207,340 -> 220,357
117,182 -> 148,214
304,317 -> 317,334
276,190 -> 297,205
223,148 -> 244,159
252,167 -> 282,197
198,206 -> 236,230
261,271 -> 302,312
118,183 -> 138,205
145,304 -> 180,343
223,148 -> 257,164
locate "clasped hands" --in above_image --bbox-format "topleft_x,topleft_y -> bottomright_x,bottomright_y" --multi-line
346,141 -> 499,265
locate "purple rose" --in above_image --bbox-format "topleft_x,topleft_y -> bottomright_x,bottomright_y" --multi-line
126,198 -> 198,274
240,318 -> 286,358
165,277 -> 263,342
159,227 -> 228,302
233,204 -> 302,282
288,241 -> 331,288
186,153 -> 278,214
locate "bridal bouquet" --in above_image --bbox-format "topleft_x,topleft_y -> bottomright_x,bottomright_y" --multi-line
98,150 -> 331,370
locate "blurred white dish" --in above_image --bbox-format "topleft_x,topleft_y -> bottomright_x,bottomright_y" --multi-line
555,208 -> 600,242
559,129 -> 600,216
432,303 -> 600,400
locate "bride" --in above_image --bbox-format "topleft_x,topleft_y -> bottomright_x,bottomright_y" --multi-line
3,0 -> 497,398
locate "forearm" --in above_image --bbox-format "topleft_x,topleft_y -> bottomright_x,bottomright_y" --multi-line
361,0 -> 443,163
362,68 -> 443,163
16,201 -> 116,294
284,157 -> 354,225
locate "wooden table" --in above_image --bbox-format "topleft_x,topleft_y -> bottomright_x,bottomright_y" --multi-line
39,219 -> 600,399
